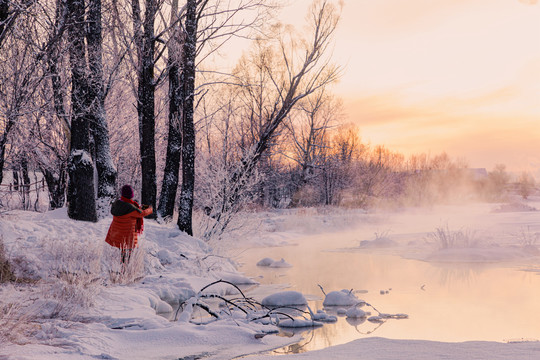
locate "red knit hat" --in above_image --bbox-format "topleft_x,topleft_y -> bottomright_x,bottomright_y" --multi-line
121,185 -> 134,199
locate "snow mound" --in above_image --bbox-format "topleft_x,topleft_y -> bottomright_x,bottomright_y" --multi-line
256,257 -> 275,266
323,289 -> 363,307
346,307 -> 367,319
311,309 -> 338,323
262,291 -> 307,307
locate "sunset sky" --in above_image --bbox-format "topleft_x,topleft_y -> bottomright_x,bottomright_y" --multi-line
282,0 -> 540,177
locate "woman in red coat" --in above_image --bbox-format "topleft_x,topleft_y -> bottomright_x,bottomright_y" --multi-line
105,185 -> 153,264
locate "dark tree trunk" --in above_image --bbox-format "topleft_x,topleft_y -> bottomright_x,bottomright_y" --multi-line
134,0 -> 157,215
131,0 -> 157,217
157,57 -> 182,221
40,0 -> 69,210
21,156 -> 30,210
66,0 -> 97,222
0,0 -> 9,47
0,116 -> 15,186
158,5 -> 182,222
87,0 -> 117,213
41,165 -> 67,209
13,170 -> 19,191
0,0 -> 8,43
177,0 -> 197,235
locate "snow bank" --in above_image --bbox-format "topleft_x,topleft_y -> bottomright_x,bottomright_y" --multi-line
248,337 -> 540,360
0,209 -> 294,359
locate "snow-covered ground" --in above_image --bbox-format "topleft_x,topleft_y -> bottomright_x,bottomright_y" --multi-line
1,197 -> 540,359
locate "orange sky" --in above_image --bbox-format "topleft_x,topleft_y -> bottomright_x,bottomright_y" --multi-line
282,0 -> 540,177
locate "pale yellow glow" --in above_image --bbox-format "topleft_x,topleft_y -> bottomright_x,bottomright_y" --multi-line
281,0 -> 540,177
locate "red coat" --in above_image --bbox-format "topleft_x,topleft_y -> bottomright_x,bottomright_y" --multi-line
105,199 -> 153,249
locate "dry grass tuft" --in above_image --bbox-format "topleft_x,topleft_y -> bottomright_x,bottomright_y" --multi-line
102,246 -> 145,284
427,225 -> 479,249
0,235 -> 15,283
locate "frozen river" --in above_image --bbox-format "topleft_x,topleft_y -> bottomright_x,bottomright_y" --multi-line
237,225 -> 540,354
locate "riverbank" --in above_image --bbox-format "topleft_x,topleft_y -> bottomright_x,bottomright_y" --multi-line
1,198 -> 539,359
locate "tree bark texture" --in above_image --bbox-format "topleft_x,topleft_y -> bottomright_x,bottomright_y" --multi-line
0,0 -> 8,44
66,0 -> 97,222
177,0 -> 197,235
87,0 -> 117,209
157,0 -> 182,221
157,51 -> 182,220
134,0 -> 157,215
41,164 -> 67,209
0,116 -> 15,185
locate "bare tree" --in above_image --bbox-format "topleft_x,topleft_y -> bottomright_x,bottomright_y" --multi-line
157,0 -> 275,231
286,91 -> 339,188
202,0 -> 341,233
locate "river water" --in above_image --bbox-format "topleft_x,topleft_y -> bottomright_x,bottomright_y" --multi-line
236,227 -> 540,354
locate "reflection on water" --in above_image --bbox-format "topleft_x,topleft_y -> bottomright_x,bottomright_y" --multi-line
237,229 -> 540,353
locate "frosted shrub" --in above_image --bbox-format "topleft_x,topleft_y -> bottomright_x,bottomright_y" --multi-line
516,226 -> 539,246
194,150 -> 263,241
46,237 -> 102,284
290,185 -> 322,207
36,238 -> 104,314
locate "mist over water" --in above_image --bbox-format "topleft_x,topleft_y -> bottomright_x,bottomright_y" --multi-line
235,199 -> 540,353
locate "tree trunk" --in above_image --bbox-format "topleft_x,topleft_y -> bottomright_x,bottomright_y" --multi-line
177,0 -> 197,235
0,0 -> 9,45
66,0 -> 97,222
21,156 -> 31,210
87,0 -> 117,215
0,115 -> 15,186
41,164 -> 67,209
134,0 -> 157,215
157,0 -> 182,221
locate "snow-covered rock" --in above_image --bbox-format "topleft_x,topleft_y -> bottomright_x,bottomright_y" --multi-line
323,289 -> 364,307
261,291 -> 307,307
256,257 -> 275,266
312,310 -> 338,323
345,306 -> 367,319
268,258 -> 292,268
